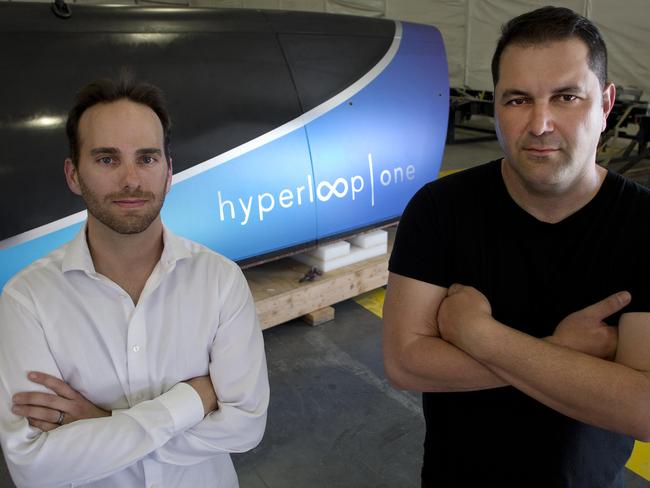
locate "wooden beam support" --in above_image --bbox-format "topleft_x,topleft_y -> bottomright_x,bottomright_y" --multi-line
244,228 -> 395,330
301,306 -> 335,326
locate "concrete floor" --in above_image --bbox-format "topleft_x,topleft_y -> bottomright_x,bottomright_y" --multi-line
233,300 -> 423,487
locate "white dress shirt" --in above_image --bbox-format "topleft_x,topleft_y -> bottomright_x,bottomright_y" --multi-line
0,225 -> 269,488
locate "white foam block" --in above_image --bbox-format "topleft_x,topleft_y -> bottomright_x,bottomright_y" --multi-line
293,242 -> 387,272
348,229 -> 387,249
309,240 -> 350,260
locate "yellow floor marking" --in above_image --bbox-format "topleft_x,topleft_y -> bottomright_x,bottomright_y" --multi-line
627,441 -> 650,480
438,168 -> 463,178
354,288 -> 385,318
354,287 -> 650,481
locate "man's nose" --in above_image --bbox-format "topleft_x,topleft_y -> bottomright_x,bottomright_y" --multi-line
528,102 -> 554,136
120,161 -> 141,190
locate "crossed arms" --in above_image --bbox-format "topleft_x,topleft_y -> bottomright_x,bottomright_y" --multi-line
0,281 -> 268,488
382,272 -> 650,441
11,373 -> 216,433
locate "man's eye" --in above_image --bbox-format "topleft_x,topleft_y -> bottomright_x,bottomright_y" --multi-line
560,94 -> 578,102
141,156 -> 155,164
99,156 -> 113,164
506,98 -> 526,106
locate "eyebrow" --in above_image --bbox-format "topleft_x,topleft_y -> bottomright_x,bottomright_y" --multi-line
90,147 -> 120,156
89,147 -> 162,156
500,89 -> 529,101
552,85 -> 586,95
135,148 -> 163,156
499,85 -> 587,101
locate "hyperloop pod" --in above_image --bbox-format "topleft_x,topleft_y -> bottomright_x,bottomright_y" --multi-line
0,3 -> 449,287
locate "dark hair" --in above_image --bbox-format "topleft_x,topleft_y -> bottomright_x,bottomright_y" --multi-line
66,75 -> 171,166
491,6 -> 608,89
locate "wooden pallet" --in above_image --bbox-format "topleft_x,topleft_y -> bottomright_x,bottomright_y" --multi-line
245,228 -> 395,329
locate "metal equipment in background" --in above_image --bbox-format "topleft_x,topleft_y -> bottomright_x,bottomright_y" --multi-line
599,86 -> 650,184
446,87 -> 496,145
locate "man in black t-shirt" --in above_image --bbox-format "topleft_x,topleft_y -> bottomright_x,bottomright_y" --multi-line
383,7 -> 650,488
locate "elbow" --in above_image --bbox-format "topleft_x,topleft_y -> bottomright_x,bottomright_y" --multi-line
5,445 -> 53,488
224,393 -> 268,453
633,423 -> 650,443
384,359 -> 407,390
632,414 -> 650,443
383,346 -> 416,391
2,417 -> 62,488
385,365 -> 424,392
636,433 -> 650,443
383,340 -> 441,392
10,470 -> 43,488
625,396 -> 650,442
633,388 -> 650,441
232,410 -> 267,453
247,412 -> 267,451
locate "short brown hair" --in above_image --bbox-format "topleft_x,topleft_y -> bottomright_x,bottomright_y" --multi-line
66,75 -> 171,166
491,6 -> 608,89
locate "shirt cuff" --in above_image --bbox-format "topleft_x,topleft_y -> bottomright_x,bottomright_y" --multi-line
117,383 -> 205,444
158,382 -> 205,433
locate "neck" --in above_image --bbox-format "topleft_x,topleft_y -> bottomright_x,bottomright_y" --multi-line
86,216 -> 164,303
500,159 -> 606,224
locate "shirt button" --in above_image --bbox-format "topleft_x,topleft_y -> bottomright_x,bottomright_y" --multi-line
132,345 -> 141,353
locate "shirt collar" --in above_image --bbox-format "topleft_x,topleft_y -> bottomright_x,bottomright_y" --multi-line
160,225 -> 193,270
61,223 -> 193,274
61,224 -> 95,273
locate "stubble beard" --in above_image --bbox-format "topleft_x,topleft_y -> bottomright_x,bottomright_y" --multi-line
515,135 -> 571,188
78,174 -> 166,235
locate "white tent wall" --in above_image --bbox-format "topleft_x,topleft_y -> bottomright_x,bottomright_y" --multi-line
591,0 -> 650,100
3,0 -> 650,97
189,0 -> 384,14
463,0 -> 589,90
250,0 -> 649,97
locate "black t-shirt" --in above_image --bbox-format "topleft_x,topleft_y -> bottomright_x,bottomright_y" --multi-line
389,160 -> 650,487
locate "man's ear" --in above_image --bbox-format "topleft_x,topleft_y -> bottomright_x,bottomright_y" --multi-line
64,158 -> 82,196
601,82 -> 616,132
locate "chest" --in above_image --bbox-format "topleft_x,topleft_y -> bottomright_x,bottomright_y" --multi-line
448,206 -> 637,336
35,276 -> 220,409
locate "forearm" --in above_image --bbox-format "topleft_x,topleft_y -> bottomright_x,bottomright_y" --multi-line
152,401 -> 267,465
154,275 -> 269,466
2,383 -> 204,487
149,364 -> 268,466
466,319 -> 650,440
386,335 -> 507,392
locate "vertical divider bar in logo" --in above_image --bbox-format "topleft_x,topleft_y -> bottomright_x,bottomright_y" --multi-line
368,153 -> 376,208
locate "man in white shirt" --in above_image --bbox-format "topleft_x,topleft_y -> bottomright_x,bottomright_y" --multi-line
0,77 -> 269,487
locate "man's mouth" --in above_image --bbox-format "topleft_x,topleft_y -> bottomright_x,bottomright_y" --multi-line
523,146 -> 559,156
113,199 -> 148,208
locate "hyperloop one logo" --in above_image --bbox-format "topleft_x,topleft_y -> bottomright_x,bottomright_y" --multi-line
216,153 -> 416,225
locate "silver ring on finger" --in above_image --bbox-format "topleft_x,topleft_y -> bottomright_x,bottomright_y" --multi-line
56,410 -> 65,425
